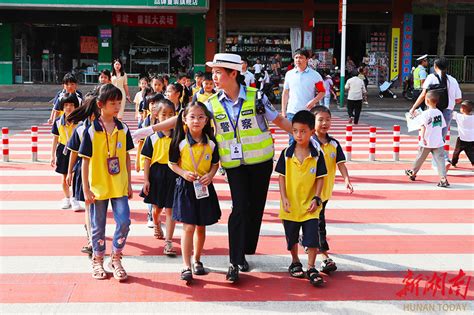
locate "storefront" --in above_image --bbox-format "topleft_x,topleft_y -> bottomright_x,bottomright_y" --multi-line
0,0 -> 209,85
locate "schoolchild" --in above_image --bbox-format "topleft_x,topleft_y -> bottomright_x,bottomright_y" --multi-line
312,105 -> 353,274
66,92 -> 101,254
98,69 -> 112,85
191,71 -> 205,97
450,100 -> 474,167
168,101 -> 221,283
165,82 -> 185,113
275,110 -> 327,286
136,93 -> 165,172
134,76 -> 150,123
50,93 -> 80,209
138,86 -> 155,123
48,73 -> 82,124
192,73 -> 216,104
405,90 -> 449,187
140,98 -> 178,255
151,75 -> 166,94
79,84 -> 135,281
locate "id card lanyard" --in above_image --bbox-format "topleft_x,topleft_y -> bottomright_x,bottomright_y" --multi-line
223,100 -> 242,142
188,139 -> 207,175
188,139 -> 210,199
62,116 -> 71,155
99,119 -> 120,175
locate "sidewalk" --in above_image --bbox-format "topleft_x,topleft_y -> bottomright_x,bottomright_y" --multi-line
1,84 -> 473,111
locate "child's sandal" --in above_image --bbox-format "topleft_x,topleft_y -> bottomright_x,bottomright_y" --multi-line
320,258 -> 338,274
154,224 -> 164,239
163,240 -> 177,256
181,267 -> 193,283
108,252 -> 128,282
307,267 -> 324,287
405,169 -> 416,181
91,255 -> 107,280
288,262 -> 305,278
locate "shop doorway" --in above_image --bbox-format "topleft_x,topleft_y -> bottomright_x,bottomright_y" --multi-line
13,23 -> 98,84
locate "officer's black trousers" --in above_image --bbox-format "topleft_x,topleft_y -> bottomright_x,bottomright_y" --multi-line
226,159 -> 273,265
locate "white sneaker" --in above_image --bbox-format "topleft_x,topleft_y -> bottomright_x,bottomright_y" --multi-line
147,219 -> 155,228
70,197 -> 83,211
60,198 -> 71,209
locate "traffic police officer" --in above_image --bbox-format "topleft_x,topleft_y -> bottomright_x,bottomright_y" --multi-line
413,54 -> 429,110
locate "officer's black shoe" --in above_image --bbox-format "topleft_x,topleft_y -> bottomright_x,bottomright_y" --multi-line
238,258 -> 249,272
226,265 -> 239,283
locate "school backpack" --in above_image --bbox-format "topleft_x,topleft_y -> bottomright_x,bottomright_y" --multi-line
428,74 -> 449,111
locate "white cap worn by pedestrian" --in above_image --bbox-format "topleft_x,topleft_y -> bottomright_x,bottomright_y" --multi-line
416,54 -> 428,61
206,53 -> 243,72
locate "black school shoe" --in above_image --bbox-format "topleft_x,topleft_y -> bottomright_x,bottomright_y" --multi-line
181,268 -> 193,283
238,258 -> 250,272
226,265 -> 239,283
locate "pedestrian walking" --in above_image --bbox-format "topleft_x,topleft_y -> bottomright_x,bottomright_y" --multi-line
168,101 -> 221,283
50,93 -> 80,210
111,58 -> 132,120
345,67 -> 367,124
79,84 -> 135,281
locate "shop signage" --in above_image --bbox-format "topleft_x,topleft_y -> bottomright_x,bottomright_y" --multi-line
401,13 -> 413,82
303,31 -> 312,50
113,12 -> 176,27
80,36 -> 98,54
338,0 -> 342,34
0,0 -> 208,10
100,29 -> 112,39
390,28 -> 400,80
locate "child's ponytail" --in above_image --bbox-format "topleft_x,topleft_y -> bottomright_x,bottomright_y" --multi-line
169,109 -> 186,158
67,94 -> 100,124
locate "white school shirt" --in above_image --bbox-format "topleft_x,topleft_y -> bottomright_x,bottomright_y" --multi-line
422,73 -> 462,110
419,108 -> 446,148
452,112 -> 474,142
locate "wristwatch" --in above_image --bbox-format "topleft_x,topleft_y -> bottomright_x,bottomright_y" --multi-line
312,196 -> 322,206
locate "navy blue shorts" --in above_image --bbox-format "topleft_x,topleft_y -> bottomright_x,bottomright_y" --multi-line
282,219 -> 320,251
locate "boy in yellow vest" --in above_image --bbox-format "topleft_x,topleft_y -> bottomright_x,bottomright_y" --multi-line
275,110 -> 327,286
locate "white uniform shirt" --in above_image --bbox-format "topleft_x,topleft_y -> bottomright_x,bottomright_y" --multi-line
419,108 -> 446,148
422,73 -> 462,110
253,64 -> 263,74
452,112 -> 474,142
241,70 -> 255,87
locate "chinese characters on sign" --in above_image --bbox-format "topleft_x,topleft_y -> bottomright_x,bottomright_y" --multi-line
401,13 -> 413,82
397,269 -> 472,300
113,13 -> 176,28
154,0 -> 200,5
390,28 -> 400,80
80,36 -> 98,54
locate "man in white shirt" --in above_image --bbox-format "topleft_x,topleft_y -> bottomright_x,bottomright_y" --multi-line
344,67 -> 367,124
281,49 -> 325,144
241,58 -> 256,87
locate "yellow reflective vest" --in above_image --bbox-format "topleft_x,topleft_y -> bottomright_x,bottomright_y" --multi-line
208,87 -> 274,168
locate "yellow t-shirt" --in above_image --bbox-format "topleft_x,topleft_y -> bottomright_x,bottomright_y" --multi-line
313,135 -> 347,202
78,118 -> 135,200
141,131 -> 172,165
275,142 -> 327,222
51,114 -> 78,145
169,133 -> 219,177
